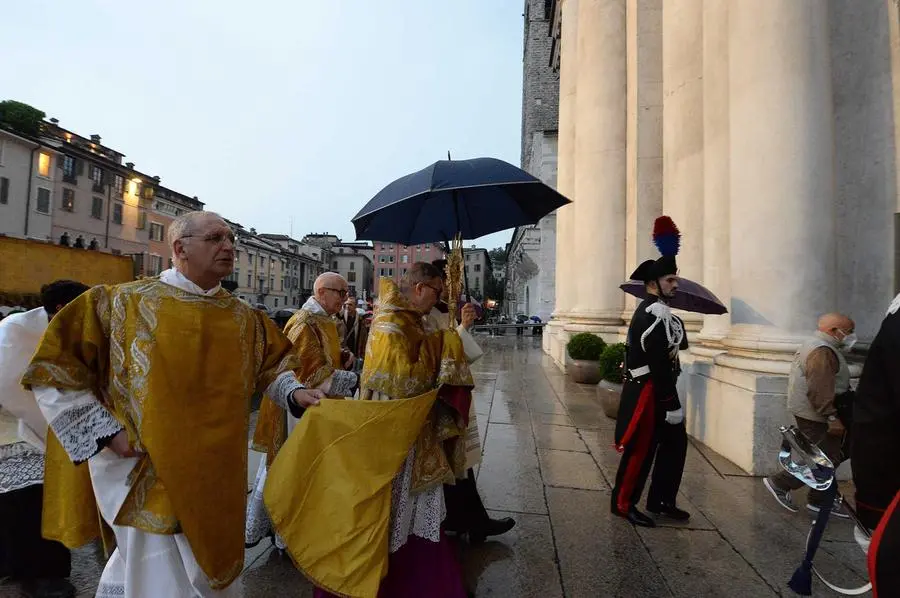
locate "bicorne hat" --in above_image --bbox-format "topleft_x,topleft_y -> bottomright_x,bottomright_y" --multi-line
629,216 -> 680,283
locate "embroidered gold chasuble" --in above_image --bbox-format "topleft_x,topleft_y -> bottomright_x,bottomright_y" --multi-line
22,280 -> 301,589
263,278 -> 473,598
252,308 -> 342,464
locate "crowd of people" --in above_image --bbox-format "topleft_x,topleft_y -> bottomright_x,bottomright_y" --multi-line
0,209 -> 897,597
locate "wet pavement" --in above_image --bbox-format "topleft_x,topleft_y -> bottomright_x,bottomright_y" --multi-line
6,336 -> 868,597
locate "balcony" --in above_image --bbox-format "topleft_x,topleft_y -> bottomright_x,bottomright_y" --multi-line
93,182 -> 105,193
63,173 -> 77,184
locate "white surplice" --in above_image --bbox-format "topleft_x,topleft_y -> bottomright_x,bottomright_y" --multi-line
0,307 -> 50,493
33,269 -> 304,598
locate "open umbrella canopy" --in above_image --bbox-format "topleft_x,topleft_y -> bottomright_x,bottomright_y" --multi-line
619,277 -> 727,315
352,157 -> 570,244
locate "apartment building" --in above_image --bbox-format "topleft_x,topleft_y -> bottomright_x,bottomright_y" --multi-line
463,246 -> 491,300
258,234 -> 328,307
372,241 -> 446,285
329,243 -> 374,299
147,187 -> 204,276
0,126 -> 55,242
227,224 -> 287,309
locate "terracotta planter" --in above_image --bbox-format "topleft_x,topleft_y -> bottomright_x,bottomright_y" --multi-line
568,359 -> 602,385
596,379 -> 624,419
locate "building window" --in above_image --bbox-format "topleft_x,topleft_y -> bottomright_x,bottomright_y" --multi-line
349,262 -> 355,270
62,188 -> 75,212
0,177 -> 8,204
142,186 -> 154,200
401,255 -> 409,264
474,264 -> 481,272
61,155 -> 75,180
416,246 -> 421,252
379,268 -> 386,276
150,222 -> 165,241
388,255 -> 395,263
90,165 -> 103,191
402,268 -> 408,276
466,254 -> 471,261
148,254 -> 164,276
91,196 -> 103,219
36,188 -> 51,214
137,211 -> 147,230
380,243 -> 386,250
379,256 -> 386,264
114,175 -> 124,195
388,268 -> 394,277
347,271 -> 357,283
274,298 -> 279,307
113,203 -> 123,224
333,260 -> 338,268
39,152 -> 52,177
247,274 -> 252,287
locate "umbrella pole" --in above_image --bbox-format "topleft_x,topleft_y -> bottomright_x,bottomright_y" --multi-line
451,190 -> 472,303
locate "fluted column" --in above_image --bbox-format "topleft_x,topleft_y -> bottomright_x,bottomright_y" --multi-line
552,0 -> 579,320
662,0 -> 704,331
721,0 -> 836,372
569,0 -> 627,326
624,0 -> 664,320
697,0 -> 730,346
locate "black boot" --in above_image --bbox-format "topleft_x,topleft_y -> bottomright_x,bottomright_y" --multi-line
647,503 -> 690,521
469,517 -> 516,545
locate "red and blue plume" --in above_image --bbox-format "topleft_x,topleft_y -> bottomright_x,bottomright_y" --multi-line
652,216 -> 680,257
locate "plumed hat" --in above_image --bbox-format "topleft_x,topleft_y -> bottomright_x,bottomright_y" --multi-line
629,216 -> 680,283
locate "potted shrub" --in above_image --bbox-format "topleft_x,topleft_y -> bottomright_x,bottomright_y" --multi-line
566,333 -> 606,384
597,343 -> 627,419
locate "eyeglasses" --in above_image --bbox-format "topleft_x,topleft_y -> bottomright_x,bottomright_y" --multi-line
180,231 -> 236,246
325,287 -> 349,298
421,283 -> 443,296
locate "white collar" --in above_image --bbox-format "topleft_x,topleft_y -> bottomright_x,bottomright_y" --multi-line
159,268 -> 222,296
302,296 -> 328,316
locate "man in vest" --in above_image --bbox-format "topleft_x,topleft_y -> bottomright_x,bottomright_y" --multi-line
764,313 -> 856,518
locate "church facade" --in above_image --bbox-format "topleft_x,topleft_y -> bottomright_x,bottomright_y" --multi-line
544,0 -> 900,473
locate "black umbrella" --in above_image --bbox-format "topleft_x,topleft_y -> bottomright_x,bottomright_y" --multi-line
351,157 -> 571,245
619,277 -> 727,315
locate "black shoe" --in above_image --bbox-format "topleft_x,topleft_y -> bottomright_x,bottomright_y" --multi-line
647,503 -> 691,521
22,578 -> 76,598
469,517 -> 516,544
612,506 -> 656,528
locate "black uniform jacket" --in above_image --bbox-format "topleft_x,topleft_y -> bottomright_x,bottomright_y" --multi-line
614,296 -> 688,445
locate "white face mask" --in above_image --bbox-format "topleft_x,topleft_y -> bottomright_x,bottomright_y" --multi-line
841,332 -> 858,352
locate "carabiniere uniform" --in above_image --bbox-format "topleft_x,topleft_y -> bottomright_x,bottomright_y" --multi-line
611,216 -> 691,528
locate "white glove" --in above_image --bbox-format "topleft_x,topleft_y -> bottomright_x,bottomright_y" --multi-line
664,407 -> 684,425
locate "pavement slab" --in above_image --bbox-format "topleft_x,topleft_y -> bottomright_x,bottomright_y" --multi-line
18,335 -> 873,597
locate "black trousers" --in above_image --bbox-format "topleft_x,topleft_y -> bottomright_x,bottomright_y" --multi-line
0,484 -> 71,579
443,468 -> 489,530
646,420 -> 688,509
612,404 -> 687,513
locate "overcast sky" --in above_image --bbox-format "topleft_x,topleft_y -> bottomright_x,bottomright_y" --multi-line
0,0 -> 524,250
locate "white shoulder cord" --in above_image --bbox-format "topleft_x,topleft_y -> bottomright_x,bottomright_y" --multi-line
887,292 -> 900,316
640,301 -> 685,352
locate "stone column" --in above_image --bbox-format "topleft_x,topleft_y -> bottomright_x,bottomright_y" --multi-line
624,0 -> 663,320
662,0 -> 704,331
697,0 -> 730,346
553,0 -> 578,318
722,0 -> 836,372
569,0 -> 627,327
547,0 -> 578,364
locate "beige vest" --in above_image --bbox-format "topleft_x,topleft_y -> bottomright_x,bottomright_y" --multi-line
786,332 -> 851,423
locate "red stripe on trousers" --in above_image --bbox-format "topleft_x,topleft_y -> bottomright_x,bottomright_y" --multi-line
616,381 -> 656,514
869,489 -> 900,598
